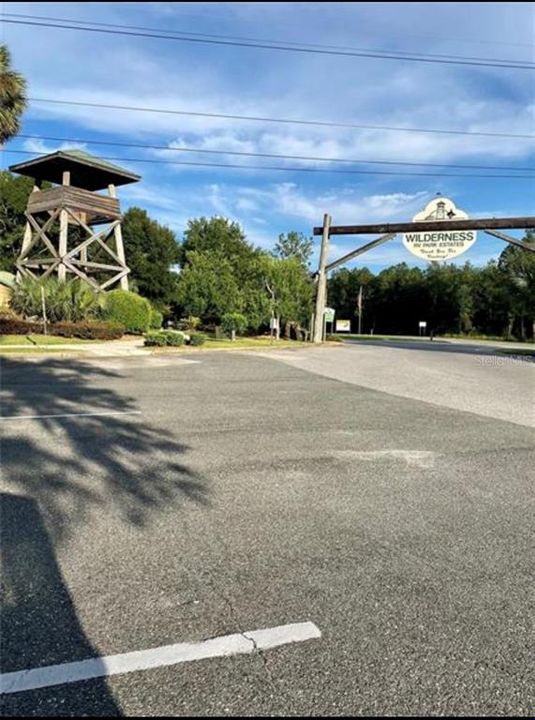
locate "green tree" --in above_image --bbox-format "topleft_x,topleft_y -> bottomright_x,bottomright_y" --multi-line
471,260 -> 510,336
221,312 -> 248,341
328,267 -> 374,332
177,217 -> 268,329
179,217 -> 255,267
0,45 -> 27,143
373,263 -> 426,335
175,250 -> 243,322
498,231 -> 535,339
263,255 -> 314,339
0,171 -> 38,272
121,207 -> 180,309
273,231 -> 314,267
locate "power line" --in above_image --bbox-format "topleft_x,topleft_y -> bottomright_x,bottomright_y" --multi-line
28,98 -> 535,141
3,12 -> 533,67
2,16 -> 535,70
17,134 -> 535,173
5,149 -> 535,180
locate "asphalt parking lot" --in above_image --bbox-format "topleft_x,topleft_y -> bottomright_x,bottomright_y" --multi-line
1,345 -> 534,716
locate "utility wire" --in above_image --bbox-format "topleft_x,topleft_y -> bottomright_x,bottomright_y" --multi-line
17,133 -> 535,173
27,98 -> 535,140
5,149 -> 535,179
2,11 -> 533,66
2,17 -> 535,70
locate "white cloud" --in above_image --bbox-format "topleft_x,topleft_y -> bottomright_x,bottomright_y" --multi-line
22,138 -> 88,154
6,1 -> 532,272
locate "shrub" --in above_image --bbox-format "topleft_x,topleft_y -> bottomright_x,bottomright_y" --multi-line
144,331 -> 167,347
11,277 -> 100,323
101,290 -> 152,334
221,312 -> 247,339
144,330 -> 186,347
163,330 -> 185,346
177,315 -> 201,332
189,332 -> 207,346
51,320 -> 124,340
0,314 -> 43,335
149,308 -> 164,329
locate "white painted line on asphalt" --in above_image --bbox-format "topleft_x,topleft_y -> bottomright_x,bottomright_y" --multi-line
0,410 -> 142,422
0,621 -> 321,695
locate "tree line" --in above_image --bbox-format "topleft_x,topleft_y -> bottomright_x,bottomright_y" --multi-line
1,169 -> 533,340
329,238 -> 535,339
0,171 -> 315,339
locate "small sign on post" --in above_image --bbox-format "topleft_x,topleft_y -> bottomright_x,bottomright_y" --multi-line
419,320 -> 427,337
324,307 -> 335,323
336,319 -> 351,332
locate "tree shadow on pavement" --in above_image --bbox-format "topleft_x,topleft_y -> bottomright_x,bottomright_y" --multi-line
0,357 -> 209,545
0,357 -> 210,716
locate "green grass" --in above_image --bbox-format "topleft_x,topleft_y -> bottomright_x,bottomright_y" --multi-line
0,346 -> 84,355
0,334 -> 101,346
337,333 -> 431,342
148,337 -> 311,351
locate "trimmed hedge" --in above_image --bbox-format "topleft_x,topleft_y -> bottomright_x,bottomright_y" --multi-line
189,332 -> 207,346
164,330 -> 185,347
52,321 -> 124,340
144,331 -> 167,347
0,315 -> 124,340
144,330 -> 187,347
0,316 -> 43,335
101,290 -> 152,334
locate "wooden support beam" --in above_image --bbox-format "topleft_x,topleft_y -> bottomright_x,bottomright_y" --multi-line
113,223 -> 129,290
313,216 -> 535,236
108,184 -> 129,290
69,259 -> 126,272
324,233 -> 397,273
25,210 -> 61,259
484,229 -> 535,253
58,209 -> 68,282
100,268 -> 130,291
313,214 -> 331,344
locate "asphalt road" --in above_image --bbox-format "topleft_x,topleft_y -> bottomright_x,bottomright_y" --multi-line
345,338 -> 531,355
1,348 -> 534,716
263,341 -> 535,427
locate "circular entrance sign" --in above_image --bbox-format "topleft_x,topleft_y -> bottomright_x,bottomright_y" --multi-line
402,197 -> 477,261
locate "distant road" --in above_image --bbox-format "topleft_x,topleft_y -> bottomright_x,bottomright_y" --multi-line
262,340 -> 534,427
344,337 -> 535,356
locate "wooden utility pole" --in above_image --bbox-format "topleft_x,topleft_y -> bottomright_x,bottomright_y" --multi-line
357,285 -> 363,335
313,214 -> 331,343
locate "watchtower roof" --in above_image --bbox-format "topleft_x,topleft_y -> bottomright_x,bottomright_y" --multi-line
9,149 -> 141,191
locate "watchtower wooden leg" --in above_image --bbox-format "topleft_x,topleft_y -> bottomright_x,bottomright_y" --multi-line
58,209 -> 68,283
113,223 -> 129,291
17,221 -> 33,282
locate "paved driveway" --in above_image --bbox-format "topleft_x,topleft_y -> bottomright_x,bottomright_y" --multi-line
1,349 -> 533,716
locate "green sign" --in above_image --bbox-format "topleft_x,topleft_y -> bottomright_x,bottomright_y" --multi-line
324,307 -> 335,323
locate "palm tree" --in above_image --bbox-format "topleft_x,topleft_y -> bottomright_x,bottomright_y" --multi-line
0,45 -> 27,144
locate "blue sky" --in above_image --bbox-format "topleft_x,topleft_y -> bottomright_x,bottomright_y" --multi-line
2,1 -> 534,271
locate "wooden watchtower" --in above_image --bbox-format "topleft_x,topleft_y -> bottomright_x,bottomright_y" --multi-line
9,150 -> 140,291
